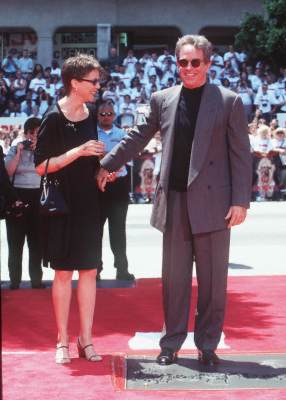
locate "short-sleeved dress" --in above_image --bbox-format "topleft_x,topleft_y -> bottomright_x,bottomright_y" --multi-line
34,104 -> 101,270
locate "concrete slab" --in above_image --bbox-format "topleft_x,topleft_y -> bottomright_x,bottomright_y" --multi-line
126,353 -> 286,390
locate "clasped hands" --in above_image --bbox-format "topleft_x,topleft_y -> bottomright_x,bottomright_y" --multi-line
96,167 -> 116,191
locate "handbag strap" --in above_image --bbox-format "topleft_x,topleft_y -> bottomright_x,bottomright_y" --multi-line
44,158 -> 50,178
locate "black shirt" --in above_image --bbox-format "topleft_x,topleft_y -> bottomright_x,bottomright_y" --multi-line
169,84 -> 205,192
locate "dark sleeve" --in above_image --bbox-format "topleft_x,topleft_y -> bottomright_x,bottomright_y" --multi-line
227,94 -> 252,208
0,147 -> 18,203
34,111 -> 62,166
100,93 -> 160,172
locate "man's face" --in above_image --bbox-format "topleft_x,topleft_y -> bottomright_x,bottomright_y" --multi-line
98,107 -> 115,129
110,48 -> 117,56
210,70 -> 216,79
177,44 -> 211,89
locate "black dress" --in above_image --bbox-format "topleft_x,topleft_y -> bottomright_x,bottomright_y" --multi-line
34,104 -> 101,270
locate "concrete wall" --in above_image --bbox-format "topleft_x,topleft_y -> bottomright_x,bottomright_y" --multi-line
1,0 -> 263,66
1,0 -> 263,34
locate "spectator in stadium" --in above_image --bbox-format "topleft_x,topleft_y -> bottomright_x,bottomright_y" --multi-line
254,83 -> 279,123
223,45 -> 240,73
4,117 -> 43,290
50,60 -> 61,77
160,56 -> 177,87
97,101 -> 135,281
1,136 -> 11,156
7,101 -> 28,118
236,79 -> 254,122
18,49 -> 34,75
251,124 -> 273,156
123,49 -> 138,77
12,70 -> 27,103
118,94 -> 136,127
105,47 -> 122,72
208,69 -> 221,86
272,128 -> 286,193
0,146 -> 21,220
32,63 -> 44,77
2,50 -> 19,75
29,71 -> 46,99
210,47 -> 224,76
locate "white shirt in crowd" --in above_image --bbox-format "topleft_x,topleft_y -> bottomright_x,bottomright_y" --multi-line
252,136 -> 273,153
123,56 -> 138,77
50,67 -> 61,77
29,77 -> 46,99
248,75 -> 262,92
254,92 -> 279,114
210,54 -> 224,76
237,87 -> 253,105
223,51 -> 240,72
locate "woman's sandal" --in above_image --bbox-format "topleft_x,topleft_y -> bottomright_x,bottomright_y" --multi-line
55,344 -> 71,364
77,338 -> 102,362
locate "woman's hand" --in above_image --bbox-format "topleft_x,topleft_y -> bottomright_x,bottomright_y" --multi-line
16,142 -> 24,155
36,141 -> 105,176
78,140 -> 105,157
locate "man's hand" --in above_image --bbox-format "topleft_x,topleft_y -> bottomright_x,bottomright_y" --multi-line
96,167 -> 110,191
225,206 -> 247,228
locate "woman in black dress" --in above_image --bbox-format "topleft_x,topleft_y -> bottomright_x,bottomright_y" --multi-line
35,54 -> 106,364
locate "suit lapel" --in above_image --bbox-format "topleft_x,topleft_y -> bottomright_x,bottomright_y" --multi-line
160,85 -> 182,188
188,84 -> 219,186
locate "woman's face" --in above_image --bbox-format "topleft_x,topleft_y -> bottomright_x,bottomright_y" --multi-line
25,127 -> 39,149
72,69 -> 100,103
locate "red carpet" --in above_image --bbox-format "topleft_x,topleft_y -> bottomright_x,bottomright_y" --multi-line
2,276 -> 286,399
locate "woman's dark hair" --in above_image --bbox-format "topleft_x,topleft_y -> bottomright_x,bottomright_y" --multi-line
23,117 -> 41,134
32,63 -> 44,77
61,54 -> 100,95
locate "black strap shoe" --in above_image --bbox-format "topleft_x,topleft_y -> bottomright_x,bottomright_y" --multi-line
156,348 -> 178,365
198,350 -> 220,366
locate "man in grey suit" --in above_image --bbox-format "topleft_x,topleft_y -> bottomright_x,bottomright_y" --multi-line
97,35 -> 252,366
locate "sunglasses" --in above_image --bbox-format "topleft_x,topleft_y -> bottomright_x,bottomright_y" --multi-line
178,58 -> 203,68
79,78 -> 100,85
99,112 -> 114,117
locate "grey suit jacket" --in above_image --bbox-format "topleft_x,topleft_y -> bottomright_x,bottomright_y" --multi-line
100,83 -> 252,234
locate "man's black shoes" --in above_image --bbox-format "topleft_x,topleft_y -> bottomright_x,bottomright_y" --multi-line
9,283 -> 19,290
156,348 -> 178,365
116,271 -> 135,281
198,350 -> 220,366
31,283 -> 46,289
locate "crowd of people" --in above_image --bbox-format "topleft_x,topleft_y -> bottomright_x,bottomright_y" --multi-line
1,45 -> 286,121
1,44 -> 286,202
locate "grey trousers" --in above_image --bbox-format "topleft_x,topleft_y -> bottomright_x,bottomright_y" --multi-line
159,191 -> 231,352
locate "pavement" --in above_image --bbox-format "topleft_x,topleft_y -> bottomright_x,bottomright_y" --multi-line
1,201 -> 286,283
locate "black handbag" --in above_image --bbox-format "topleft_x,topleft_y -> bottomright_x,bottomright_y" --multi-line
39,159 -> 69,216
